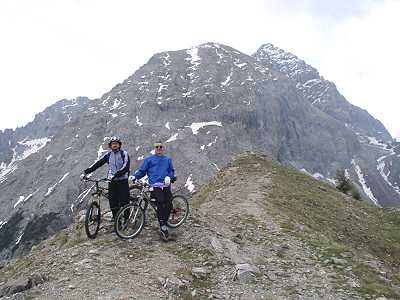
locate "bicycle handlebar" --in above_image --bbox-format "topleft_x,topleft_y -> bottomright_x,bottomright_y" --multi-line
81,177 -> 109,183
129,181 -> 149,189
129,176 -> 176,187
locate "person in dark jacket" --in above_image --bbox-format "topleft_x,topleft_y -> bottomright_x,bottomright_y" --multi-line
129,141 -> 176,241
81,136 -> 130,220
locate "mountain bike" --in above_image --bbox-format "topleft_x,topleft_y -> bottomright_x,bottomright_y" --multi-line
81,177 -> 112,239
115,182 -> 189,239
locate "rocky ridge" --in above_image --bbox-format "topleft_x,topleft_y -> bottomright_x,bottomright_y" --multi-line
0,42 -> 399,264
2,154 -> 400,299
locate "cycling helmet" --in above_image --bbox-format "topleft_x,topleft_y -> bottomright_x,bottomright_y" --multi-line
108,136 -> 122,148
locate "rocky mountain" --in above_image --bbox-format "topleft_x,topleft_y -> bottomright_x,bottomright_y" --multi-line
254,44 -> 391,140
1,154 -> 399,299
0,42 -> 399,263
0,97 -> 90,182
253,43 -> 400,206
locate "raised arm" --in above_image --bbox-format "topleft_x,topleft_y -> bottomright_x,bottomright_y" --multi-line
84,153 -> 109,174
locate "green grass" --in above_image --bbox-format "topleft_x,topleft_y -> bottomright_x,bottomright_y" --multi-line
171,242 -> 215,299
54,231 -> 69,248
231,153 -> 400,298
237,213 -> 270,244
0,256 -> 33,280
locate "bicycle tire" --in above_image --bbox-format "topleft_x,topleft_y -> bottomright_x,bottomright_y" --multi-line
115,203 -> 145,239
167,195 -> 189,228
85,201 -> 101,239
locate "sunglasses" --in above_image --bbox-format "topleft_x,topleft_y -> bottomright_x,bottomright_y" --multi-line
155,145 -> 164,149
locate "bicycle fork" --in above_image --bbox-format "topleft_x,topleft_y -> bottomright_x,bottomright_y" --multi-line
124,199 -> 145,229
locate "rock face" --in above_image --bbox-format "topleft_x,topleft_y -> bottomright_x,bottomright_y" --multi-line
254,44 -> 391,140
0,42 -> 399,262
253,43 -> 400,206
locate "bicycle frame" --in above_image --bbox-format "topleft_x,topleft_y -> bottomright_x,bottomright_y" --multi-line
83,178 -> 110,217
131,183 -> 156,212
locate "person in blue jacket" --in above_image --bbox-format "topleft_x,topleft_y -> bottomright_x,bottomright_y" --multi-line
129,141 -> 176,241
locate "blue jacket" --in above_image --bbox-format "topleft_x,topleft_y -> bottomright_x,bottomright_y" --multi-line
134,155 -> 175,186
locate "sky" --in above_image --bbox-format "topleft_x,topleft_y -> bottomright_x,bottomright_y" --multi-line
0,0 -> 399,139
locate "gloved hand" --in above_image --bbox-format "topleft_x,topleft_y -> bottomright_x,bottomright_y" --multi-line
164,176 -> 171,186
128,175 -> 136,182
107,174 -> 114,181
80,174 -> 87,180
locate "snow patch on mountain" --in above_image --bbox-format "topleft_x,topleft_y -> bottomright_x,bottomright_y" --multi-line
377,158 -> 400,196
18,138 -> 51,160
0,137 -> 51,183
109,98 -> 122,110
186,121 -> 222,135
234,61 -> 247,68
185,174 -> 195,193
15,233 -> 23,245
312,173 -> 324,180
221,69 -> 233,86
210,162 -> 220,171
61,99 -> 78,110
351,159 -> 380,206
44,172 -> 70,197
158,84 -> 168,93
14,196 -> 25,209
165,133 -> 178,143
301,169 -> 335,186
186,47 -> 201,68
0,220 -> 7,229
207,136 -> 218,147
162,53 -> 171,67
367,136 -> 388,149
13,190 -> 36,209
186,47 -> 201,81
136,116 -> 143,127
211,104 -> 221,110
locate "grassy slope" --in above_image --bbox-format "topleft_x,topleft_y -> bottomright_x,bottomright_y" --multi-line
194,153 -> 400,298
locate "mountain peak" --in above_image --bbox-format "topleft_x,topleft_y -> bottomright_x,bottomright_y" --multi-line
257,42 -> 278,52
197,42 -> 226,49
254,43 -> 319,82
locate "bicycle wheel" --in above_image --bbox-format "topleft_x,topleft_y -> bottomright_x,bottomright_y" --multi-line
115,203 -> 145,239
167,195 -> 189,228
85,201 -> 101,239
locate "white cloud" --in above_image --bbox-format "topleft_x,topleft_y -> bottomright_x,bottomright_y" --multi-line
0,0 -> 398,138
317,0 -> 400,138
